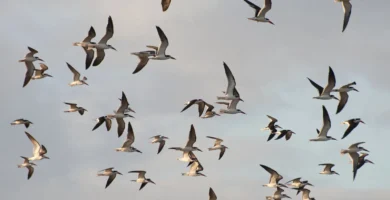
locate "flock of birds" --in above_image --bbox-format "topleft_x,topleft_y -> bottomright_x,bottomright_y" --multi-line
11,0 -> 369,199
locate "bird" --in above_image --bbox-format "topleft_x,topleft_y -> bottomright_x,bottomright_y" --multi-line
266,187 -> 291,200
66,62 -> 88,86
356,153 -> 374,170
92,116 -> 112,131
182,159 -> 206,177
11,119 -> 33,128
201,103 -> 220,118
19,46 -> 44,63
243,0 -> 274,25
293,188 -> 315,200
216,99 -> 246,115
118,98 -> 136,113
217,62 -> 243,101
169,124 -> 202,155
341,118 -> 365,139
319,163 -> 339,175
275,130 -> 295,141
73,26 -> 97,69
207,136 -> 228,160
24,132 -> 49,161
131,26 -> 175,74
285,177 -> 313,189
19,47 -> 44,87
340,142 -> 369,155
107,92 -> 134,137
150,135 -> 169,154
209,187 -> 217,200
128,171 -> 156,190
97,167 -> 122,188
260,164 -> 287,188
161,0 -> 172,12
334,82 -> 358,114
31,63 -> 52,80
181,99 -> 207,117
307,66 -> 338,100
335,0 -> 352,32
17,156 -> 36,180
115,122 -> 142,153
178,151 -> 197,163
92,16 -> 116,66
63,102 -> 87,115
348,152 -> 359,181
261,115 -> 282,141
309,105 -> 337,141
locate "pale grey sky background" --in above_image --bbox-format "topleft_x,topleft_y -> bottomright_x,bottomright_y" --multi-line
1,0 -> 389,199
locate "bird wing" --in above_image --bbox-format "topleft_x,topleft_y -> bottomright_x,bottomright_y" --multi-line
105,117 -> 112,131
342,121 -> 359,139
322,66 -> 336,95
209,187 -> 217,200
67,62 -> 80,81
26,46 -> 38,57
27,166 -> 34,180
207,136 -> 223,146
185,124 -> 197,147
132,53 -> 150,74
156,26 -> 169,56
349,142 -> 365,149
319,105 -> 331,137
215,102 -> 230,107
83,26 -> 96,42
23,61 -> 35,87
336,92 -> 349,114
223,62 -> 236,96
342,1 -> 352,32
197,101 -> 206,117
275,130 -> 286,140
92,49 -> 106,66
99,16 -> 114,44
219,148 -> 226,160
286,177 -> 301,184
258,0 -> 272,18
267,132 -> 276,141
116,118 -> 125,138
64,102 -> 77,109
105,173 -> 117,188
189,160 -> 200,173
161,0 -> 172,12
139,182 -> 148,190
307,78 -> 323,96
157,140 -> 166,154
39,145 -> 48,155
205,103 -> 215,112
122,122 -> 135,147
117,92 -> 129,114
181,99 -> 198,113
349,152 -> 359,180
100,167 -> 114,172
243,0 -> 261,17
260,164 -> 279,183
39,63 -> 49,72
267,115 -> 278,123
84,49 -> 95,70
229,99 -> 240,109
25,132 -> 41,156
92,116 -> 106,131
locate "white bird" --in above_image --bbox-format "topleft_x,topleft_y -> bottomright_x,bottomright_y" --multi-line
92,116 -> 112,131
17,156 -> 36,180
309,105 -> 337,141
67,62 -> 88,86
209,187 -> 217,200
266,187 -> 291,200
91,16 -> 116,66
161,0 -> 172,12
182,159 -> 206,177
63,102 -> 87,115
308,66 -> 339,100
348,152 -> 359,181
207,136 -> 228,160
340,142 -> 369,155
131,26 -> 175,74
294,188 -> 315,200
150,135 -> 169,154
107,92 -> 134,137
216,99 -> 246,115
217,62 -> 243,101
335,82 -> 358,114
285,177 -> 313,189
11,119 -> 33,128
169,124 -> 202,155
335,0 -> 352,32
115,122 -> 142,153
97,167 -> 122,189
32,63 -> 52,80
73,26 -> 96,69
319,163 -> 339,175
260,164 -> 287,188
244,0 -> 274,25
128,171 -> 156,190
24,132 -> 49,161
19,47 -> 44,87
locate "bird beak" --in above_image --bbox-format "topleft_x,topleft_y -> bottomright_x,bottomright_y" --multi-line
241,111 -> 246,114
170,56 -> 176,60
215,113 -> 221,116
360,120 -> 365,124
333,97 -> 339,100
335,172 -> 340,175
38,58 -> 44,62
118,172 -> 123,175
83,81 -> 89,86
362,148 -> 369,152
292,132 -> 296,134
111,46 -> 117,51
367,160 -> 374,164
239,98 -> 244,102
285,195 -> 291,199
44,156 -> 50,159
279,184 -> 287,188
269,21 -> 275,25
353,88 -> 359,92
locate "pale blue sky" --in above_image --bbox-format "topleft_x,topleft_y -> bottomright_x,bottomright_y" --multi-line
1,0 -> 389,199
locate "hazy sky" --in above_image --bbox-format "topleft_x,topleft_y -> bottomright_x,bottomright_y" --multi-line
1,0 -> 389,199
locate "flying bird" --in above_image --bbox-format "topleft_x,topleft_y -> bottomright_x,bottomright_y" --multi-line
32,63 -> 52,80
243,0 -> 274,25
97,167 -> 122,188
261,115 -> 282,141
92,16 -> 116,66
266,187 -> 291,200
207,136 -> 228,160
308,66 -> 338,100
63,102 -> 87,115
92,116 -> 112,131
319,163 -> 339,175
73,26 -> 96,69
181,99 -> 207,117
169,124 -> 202,155
67,62 -> 88,86
11,119 -> 33,128
334,82 -> 358,114
161,0 -> 172,12
182,159 -> 206,177
129,171 -> 156,190
348,152 -> 359,181
285,177 -> 313,189
275,130 -> 295,141
216,99 -> 246,115
19,47 -> 45,87
150,135 -> 169,154
335,0 -> 352,32
217,62 -> 243,101
17,156 -> 36,180
209,187 -> 217,200
24,132 -> 49,161
341,118 -> 365,139
118,98 -> 136,113
309,105 -> 337,141
115,122 -> 142,153
340,142 -> 369,155
260,164 -> 287,188
293,188 -> 315,200
131,26 -> 175,74
107,92 -> 134,137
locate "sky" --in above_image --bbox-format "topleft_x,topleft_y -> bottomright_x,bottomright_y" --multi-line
1,0 -> 389,199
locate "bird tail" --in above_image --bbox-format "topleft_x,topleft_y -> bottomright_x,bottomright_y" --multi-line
18,59 -> 25,62
17,165 -> 23,168
340,149 -> 348,155
216,96 -> 225,100
73,42 -> 80,46
10,122 -> 16,125
208,148 -> 213,151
